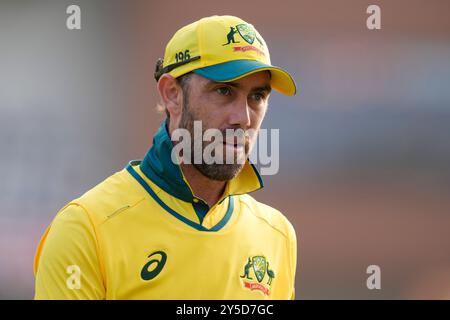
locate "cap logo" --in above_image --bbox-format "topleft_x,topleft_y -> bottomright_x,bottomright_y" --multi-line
236,24 -> 264,46
223,26 -> 240,46
236,24 -> 255,44
223,24 -> 264,47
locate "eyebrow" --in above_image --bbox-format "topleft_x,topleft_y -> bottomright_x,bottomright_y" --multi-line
251,85 -> 272,94
207,80 -> 272,93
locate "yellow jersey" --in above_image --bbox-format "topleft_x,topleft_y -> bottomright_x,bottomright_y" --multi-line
34,122 -> 297,299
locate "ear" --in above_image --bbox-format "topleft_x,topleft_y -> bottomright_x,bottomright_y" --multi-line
157,74 -> 183,119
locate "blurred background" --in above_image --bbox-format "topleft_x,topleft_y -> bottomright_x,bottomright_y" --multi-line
1,0 -> 449,299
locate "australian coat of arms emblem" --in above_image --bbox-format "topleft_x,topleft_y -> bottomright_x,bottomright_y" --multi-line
240,256 -> 275,295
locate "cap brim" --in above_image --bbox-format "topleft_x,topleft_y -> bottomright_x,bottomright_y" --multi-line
192,60 -> 297,96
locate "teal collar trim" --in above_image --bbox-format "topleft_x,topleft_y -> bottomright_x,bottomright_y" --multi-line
126,162 -> 234,232
140,121 -> 193,203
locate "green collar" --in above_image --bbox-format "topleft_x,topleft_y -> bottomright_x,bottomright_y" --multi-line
139,121 -> 264,204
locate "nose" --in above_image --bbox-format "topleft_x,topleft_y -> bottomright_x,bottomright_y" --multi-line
228,97 -> 251,129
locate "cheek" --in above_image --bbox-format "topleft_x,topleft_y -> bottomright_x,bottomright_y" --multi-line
249,105 -> 267,129
187,99 -> 223,129
194,97 -> 229,126
248,108 -> 266,142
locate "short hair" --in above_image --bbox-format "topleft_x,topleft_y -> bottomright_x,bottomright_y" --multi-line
155,58 -> 192,119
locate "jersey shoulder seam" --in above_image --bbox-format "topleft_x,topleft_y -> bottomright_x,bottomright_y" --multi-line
239,197 -> 291,242
65,201 -> 108,292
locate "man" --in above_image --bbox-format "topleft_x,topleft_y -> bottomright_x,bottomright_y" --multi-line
34,15 -> 297,299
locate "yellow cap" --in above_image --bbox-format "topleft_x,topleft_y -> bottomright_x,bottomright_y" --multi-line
155,15 -> 297,96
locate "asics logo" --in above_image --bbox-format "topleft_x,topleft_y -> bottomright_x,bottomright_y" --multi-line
140,251 -> 167,281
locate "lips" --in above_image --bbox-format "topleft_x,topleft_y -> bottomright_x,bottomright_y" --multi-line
223,142 -> 245,148
223,136 -> 247,148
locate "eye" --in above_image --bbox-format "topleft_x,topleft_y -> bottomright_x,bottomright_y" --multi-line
216,86 -> 232,96
250,92 -> 266,102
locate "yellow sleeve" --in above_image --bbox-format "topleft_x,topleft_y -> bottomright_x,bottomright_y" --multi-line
34,204 -> 106,299
289,222 -> 298,300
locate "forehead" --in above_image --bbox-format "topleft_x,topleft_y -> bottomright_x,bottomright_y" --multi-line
191,71 -> 272,90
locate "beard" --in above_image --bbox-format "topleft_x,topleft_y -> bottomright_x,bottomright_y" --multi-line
178,99 -> 251,181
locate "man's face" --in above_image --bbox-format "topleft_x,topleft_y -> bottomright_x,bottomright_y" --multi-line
177,71 -> 271,181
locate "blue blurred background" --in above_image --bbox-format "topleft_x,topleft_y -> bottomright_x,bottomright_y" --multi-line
1,0 -> 449,299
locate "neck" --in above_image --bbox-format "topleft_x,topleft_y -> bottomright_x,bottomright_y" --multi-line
180,163 -> 226,207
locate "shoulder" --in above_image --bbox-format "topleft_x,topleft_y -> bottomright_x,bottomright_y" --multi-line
33,167 -> 142,278
237,194 -> 297,243
70,168 -> 146,226
34,202 -> 106,299
33,203 -> 98,276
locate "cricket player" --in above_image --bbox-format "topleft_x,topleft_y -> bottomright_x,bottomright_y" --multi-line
34,15 -> 298,299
